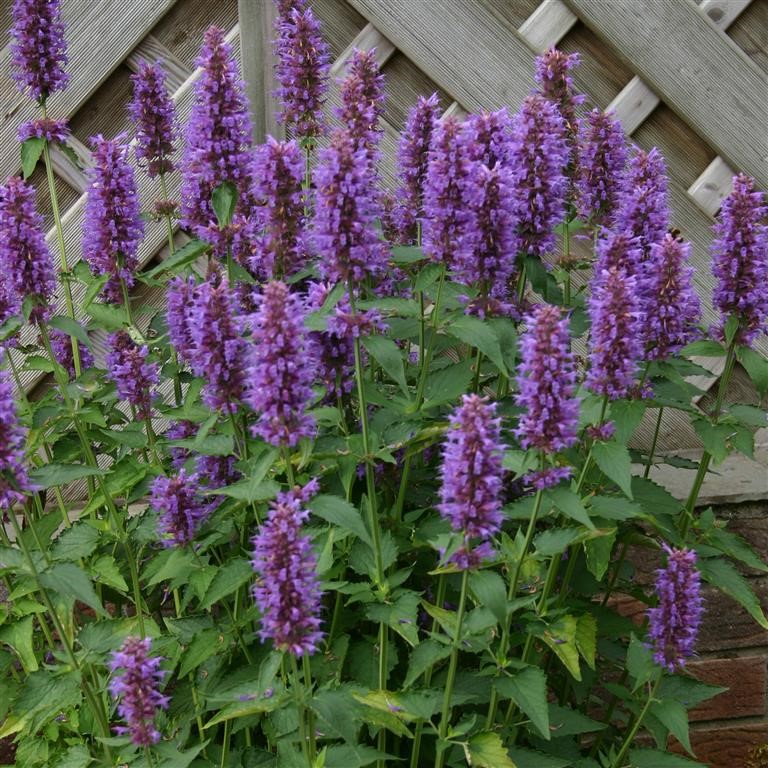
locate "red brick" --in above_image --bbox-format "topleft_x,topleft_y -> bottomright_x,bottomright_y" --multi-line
669,723 -> 768,766
686,656 -> 766,721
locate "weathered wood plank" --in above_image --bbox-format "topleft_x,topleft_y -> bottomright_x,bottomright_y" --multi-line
607,75 -> 660,136
518,0 -> 578,52
126,33 -> 191,91
562,0 -> 767,187
699,0 -> 752,29
0,0 -> 178,179
238,0 -> 283,143
17,26 -> 242,395
48,135 -> 92,194
330,22 -> 397,78
688,155 -> 736,217
346,0 -> 536,111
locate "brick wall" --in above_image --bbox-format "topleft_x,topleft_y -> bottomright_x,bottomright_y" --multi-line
613,502 -> 768,767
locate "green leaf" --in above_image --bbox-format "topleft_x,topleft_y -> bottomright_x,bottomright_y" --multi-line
29,463 -> 105,488
610,400 -> 646,443
698,557 -> 768,629
584,527 -> 616,580
0,616 -> 38,673
494,667 -> 550,740
681,340 -> 725,357
39,563 -> 106,616
199,558 -> 253,611
213,477 -> 280,503
658,675 -> 726,710
729,404 -> 767,427
448,315 -> 507,374
24,354 -> 64,374
362,335 -> 409,397
366,591 -> 421,646
534,527 -> 581,557
650,698 -> 693,755
692,419 -> 731,464
21,137 -> 45,178
145,548 -> 195,587
465,731 -> 517,768
54,744 -> 93,768
414,262 -> 442,292
423,358 -> 474,408
738,345 -> 768,395
313,688 -> 361,745
469,570 -> 508,624
391,245 -> 425,264
86,301 -> 127,331
403,639 -> 451,688
538,615 -> 580,681
48,316 -> 91,348
628,749 -> 706,767
212,181 -> 238,226
89,555 -> 128,593
310,495 -> 372,548
706,527 -> 768,573
546,487 -> 595,530
142,239 -> 209,279
575,613 -> 597,670
592,441 -> 633,498
52,522 -> 100,561
178,628 -> 227,677
506,746 -> 569,768
627,634 -> 657,691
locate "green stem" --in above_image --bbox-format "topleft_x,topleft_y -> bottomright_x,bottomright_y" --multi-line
611,679 -> 660,768
680,340 -> 737,537
302,654 -> 317,763
290,654 -> 312,767
40,102 -> 81,378
6,509 -> 112,761
643,406 -> 664,479
144,746 -> 156,768
435,568 -> 470,768
220,719 -> 232,768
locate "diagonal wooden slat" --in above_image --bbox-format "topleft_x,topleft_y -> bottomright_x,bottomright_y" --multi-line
518,0 -> 578,53
330,22 -> 397,78
18,26 -> 242,395
0,0 -> 178,179
561,0 -> 767,188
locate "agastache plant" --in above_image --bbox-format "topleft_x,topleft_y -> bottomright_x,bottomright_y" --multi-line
2,9 -> 768,768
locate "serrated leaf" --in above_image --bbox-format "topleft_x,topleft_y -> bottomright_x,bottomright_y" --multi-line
465,732 -> 517,768
48,316 -> 91,348
29,463 -> 105,488
469,570 -> 508,624
414,262 -> 442,292
178,628 -> 227,677
584,527 -> 616,580
692,419 -> 731,464
592,441 -> 633,498
39,563 -> 106,616
391,245 -> 425,264
698,557 -> 768,629
506,746 -> 569,768
534,527 -> 581,556
494,667 -> 549,740
546,487 -> 595,530
21,137 -> 45,178
538,615 -> 580,681
89,555 -> 128,593
681,340 -> 725,357
738,345 -> 768,395
628,749 -> 706,767
610,400 -> 646,443
199,558 -> 253,611
423,358 -> 474,408
310,495 -> 372,548
729,404 -> 767,427
54,744 -> 93,768
575,613 -> 597,670
627,633 -> 657,691
362,335 -> 410,397
52,522 -> 100,561
213,477 -> 280,503
404,639 -> 451,688
448,315 -> 507,374
86,301 -> 128,330
0,615 -> 38,673
212,181 -> 238,227
142,238 -> 209,279
650,698 -> 693,755
366,591 -> 421,646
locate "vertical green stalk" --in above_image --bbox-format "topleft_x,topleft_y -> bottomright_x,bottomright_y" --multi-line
643,406 -> 664,479
680,340 -> 737,537
40,102 -> 81,378
302,654 -> 317,763
290,654 -> 312,766
610,679 -> 660,768
144,746 -> 156,768
434,568 -> 470,768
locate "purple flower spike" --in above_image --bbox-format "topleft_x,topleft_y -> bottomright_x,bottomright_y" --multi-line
594,229 -> 643,278
509,94 -> 569,259
50,326 -> 93,377
0,362 -> 31,511
395,93 -> 441,243
0,176 -> 56,322
251,482 -> 323,656
129,60 -> 177,178
462,108 -> 512,170
83,135 -> 144,304
152,470 -> 211,547
11,0 -> 69,101
274,6 -> 330,140
454,163 -> 518,317
616,147 -> 669,261
586,266 -> 643,400
647,545 -> 703,671
246,281 -> 316,447
109,637 -> 169,746
422,115 -> 469,264
535,49 -> 583,139
313,130 -> 388,284
18,118 -> 70,144
250,137 -> 306,279
642,233 -> 701,359
105,330 -> 159,421
577,109 -> 627,227
181,26 -> 253,242
711,174 -> 768,347
525,466 -> 573,491
515,304 -> 579,453
337,48 -> 386,158
166,276 -> 198,364
187,270 -> 248,413
438,394 -> 505,568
